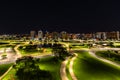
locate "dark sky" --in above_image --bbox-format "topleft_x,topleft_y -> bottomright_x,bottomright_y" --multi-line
0,0 -> 120,34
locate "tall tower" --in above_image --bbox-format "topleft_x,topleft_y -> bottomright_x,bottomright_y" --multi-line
61,31 -> 67,40
117,31 -> 119,40
30,31 -> 36,40
38,30 -> 43,40
103,32 -> 107,40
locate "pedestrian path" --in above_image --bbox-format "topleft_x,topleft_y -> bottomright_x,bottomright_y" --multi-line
69,53 -> 78,80
60,59 -> 69,80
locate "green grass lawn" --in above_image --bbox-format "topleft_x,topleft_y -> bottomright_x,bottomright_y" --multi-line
113,42 -> 120,46
0,44 -> 15,48
3,56 -> 61,80
39,56 -> 61,80
0,63 -> 13,76
2,68 -> 16,80
70,45 -> 88,49
19,47 -> 52,56
73,50 -> 120,80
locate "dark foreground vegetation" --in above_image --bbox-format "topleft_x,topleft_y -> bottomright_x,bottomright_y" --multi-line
13,56 -> 53,80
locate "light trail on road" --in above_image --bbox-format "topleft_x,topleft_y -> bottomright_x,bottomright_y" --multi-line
60,59 -> 69,80
69,53 -> 78,80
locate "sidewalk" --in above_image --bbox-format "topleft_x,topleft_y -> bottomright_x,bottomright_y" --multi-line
69,53 -> 78,80
60,59 -> 69,80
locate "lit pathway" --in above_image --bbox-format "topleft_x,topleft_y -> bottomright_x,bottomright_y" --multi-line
89,50 -> 120,68
69,53 -> 78,80
14,45 -> 22,59
0,66 -> 12,80
60,58 -> 69,80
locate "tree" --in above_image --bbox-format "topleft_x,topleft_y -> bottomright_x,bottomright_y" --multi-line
52,44 -> 70,60
108,42 -> 114,47
13,56 -> 52,80
29,41 -> 33,44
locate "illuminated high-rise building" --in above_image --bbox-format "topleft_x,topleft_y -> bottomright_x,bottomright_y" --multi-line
30,31 -> 36,40
38,30 -> 43,40
102,32 -> 107,40
61,31 -> 67,40
117,31 -> 119,40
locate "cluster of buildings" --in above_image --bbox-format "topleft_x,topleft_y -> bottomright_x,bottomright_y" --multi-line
0,30 -> 119,41
30,30 -> 120,41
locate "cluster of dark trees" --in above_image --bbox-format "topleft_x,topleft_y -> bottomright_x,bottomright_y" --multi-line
18,45 -> 38,52
19,43 -> 62,50
0,42 -> 9,45
13,56 -> 52,80
18,43 -> 63,52
52,44 -> 71,60
37,43 -> 53,48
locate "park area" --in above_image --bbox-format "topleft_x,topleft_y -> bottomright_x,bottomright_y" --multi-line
1,40 -> 120,80
2,56 -> 61,80
73,50 -> 120,80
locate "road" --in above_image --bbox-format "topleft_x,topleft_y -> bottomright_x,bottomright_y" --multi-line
69,53 -> 78,80
60,42 -> 78,80
60,58 -> 69,80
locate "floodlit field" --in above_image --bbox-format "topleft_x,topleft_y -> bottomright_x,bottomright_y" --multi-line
0,63 -> 13,76
3,57 -> 61,80
73,51 -> 120,80
18,45 -> 52,56
2,68 -> 16,80
113,42 -> 120,46
39,57 -> 61,80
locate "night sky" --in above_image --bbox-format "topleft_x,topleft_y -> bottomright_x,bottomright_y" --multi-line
0,1 -> 120,34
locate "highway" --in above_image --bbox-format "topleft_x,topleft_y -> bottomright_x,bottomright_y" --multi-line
69,53 -> 78,80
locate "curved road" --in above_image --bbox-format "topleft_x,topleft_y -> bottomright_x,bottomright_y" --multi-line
60,58 -> 69,80
69,53 -> 78,80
